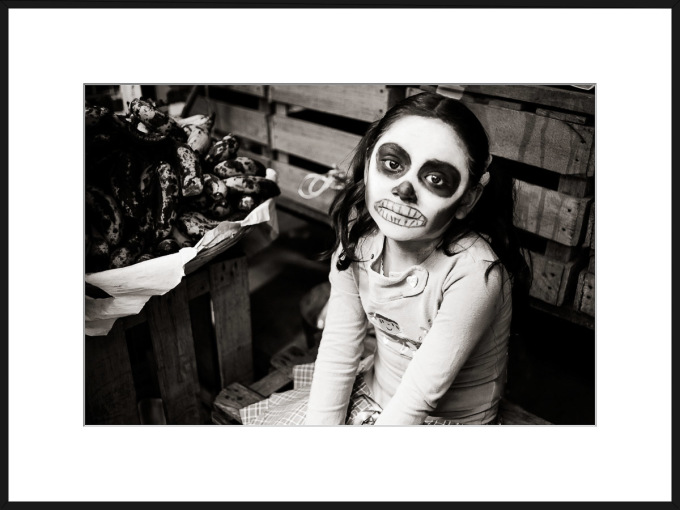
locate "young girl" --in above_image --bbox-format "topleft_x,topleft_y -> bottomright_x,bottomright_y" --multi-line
240,91 -> 530,426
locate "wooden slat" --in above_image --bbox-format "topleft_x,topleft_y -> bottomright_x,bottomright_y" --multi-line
514,180 -> 592,246
213,383 -> 264,424
586,141 -> 595,177
186,270 -> 210,299
187,96 -> 268,144
85,321 -> 140,425
464,102 -> 594,176
535,107 -> 588,125
526,251 -> 584,307
271,115 -> 361,170
209,256 -> 254,387
574,270 -> 595,317
270,84 -> 391,122
212,102 -> 268,144
272,159 -> 337,217
584,203 -> 595,249
225,85 -> 266,97
250,368 -> 293,397
269,344 -> 318,377
441,85 -> 595,115
147,281 -> 203,425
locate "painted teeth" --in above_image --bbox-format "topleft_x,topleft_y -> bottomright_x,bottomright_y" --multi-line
378,208 -> 425,227
378,201 -> 422,217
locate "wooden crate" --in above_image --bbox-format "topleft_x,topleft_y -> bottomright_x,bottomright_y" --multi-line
268,85 -> 405,222
85,252 -> 253,425
185,85 -> 270,155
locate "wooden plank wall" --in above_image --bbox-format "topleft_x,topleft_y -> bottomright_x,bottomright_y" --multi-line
182,84 -> 595,327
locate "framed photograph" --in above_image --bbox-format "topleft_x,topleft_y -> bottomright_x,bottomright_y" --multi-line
6,4 -> 673,504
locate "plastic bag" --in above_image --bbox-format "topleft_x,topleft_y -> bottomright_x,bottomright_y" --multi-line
85,197 -> 278,337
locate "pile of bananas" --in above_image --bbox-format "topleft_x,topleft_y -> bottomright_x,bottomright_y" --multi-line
85,97 -> 280,273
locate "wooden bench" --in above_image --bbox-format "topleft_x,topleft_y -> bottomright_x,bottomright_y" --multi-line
211,345 -> 552,426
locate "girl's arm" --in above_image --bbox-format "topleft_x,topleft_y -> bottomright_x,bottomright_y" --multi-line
374,256 -> 506,425
304,249 -> 368,425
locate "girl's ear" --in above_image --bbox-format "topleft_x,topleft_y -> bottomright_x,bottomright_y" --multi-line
454,184 -> 484,220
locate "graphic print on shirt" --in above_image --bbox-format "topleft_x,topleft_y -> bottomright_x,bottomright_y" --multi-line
367,312 -> 424,357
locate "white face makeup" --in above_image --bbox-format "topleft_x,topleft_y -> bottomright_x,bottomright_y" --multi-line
365,116 -> 472,244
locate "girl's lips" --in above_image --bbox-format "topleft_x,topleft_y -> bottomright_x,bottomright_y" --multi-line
374,199 -> 427,227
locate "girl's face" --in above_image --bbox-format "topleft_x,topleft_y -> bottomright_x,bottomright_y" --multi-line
365,115 -> 474,244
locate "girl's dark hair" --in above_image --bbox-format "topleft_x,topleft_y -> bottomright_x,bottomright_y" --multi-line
325,91 -> 531,314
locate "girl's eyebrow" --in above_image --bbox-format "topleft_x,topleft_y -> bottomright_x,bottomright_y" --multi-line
422,159 -> 461,176
376,142 -> 411,166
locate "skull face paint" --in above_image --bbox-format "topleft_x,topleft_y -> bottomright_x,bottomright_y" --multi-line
365,116 -> 472,243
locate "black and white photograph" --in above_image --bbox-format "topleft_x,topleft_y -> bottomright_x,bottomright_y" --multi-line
6,4 -> 673,505
84,83 -> 596,427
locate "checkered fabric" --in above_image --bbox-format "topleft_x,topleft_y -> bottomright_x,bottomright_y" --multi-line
239,362 -> 381,425
239,362 -> 498,425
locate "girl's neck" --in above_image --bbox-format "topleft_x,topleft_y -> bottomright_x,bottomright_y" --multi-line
382,236 -> 440,274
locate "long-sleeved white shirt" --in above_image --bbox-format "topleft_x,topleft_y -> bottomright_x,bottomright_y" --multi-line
305,230 -> 513,425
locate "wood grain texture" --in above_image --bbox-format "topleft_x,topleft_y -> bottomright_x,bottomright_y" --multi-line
212,102 -> 268,144
186,270 -> 210,300
270,84 -> 391,122
213,383 -> 264,423
250,369 -> 293,397
147,282 -> 203,424
225,85 -> 266,97
440,84 -> 595,115
270,115 -> 361,171
584,203 -> 595,249
273,159 -> 337,217
85,321 -> 140,424
187,96 -> 268,144
526,250 -> 585,307
574,270 -> 595,317
535,107 -> 588,125
515,180 -> 592,246
209,256 -> 254,387
465,102 -> 594,176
